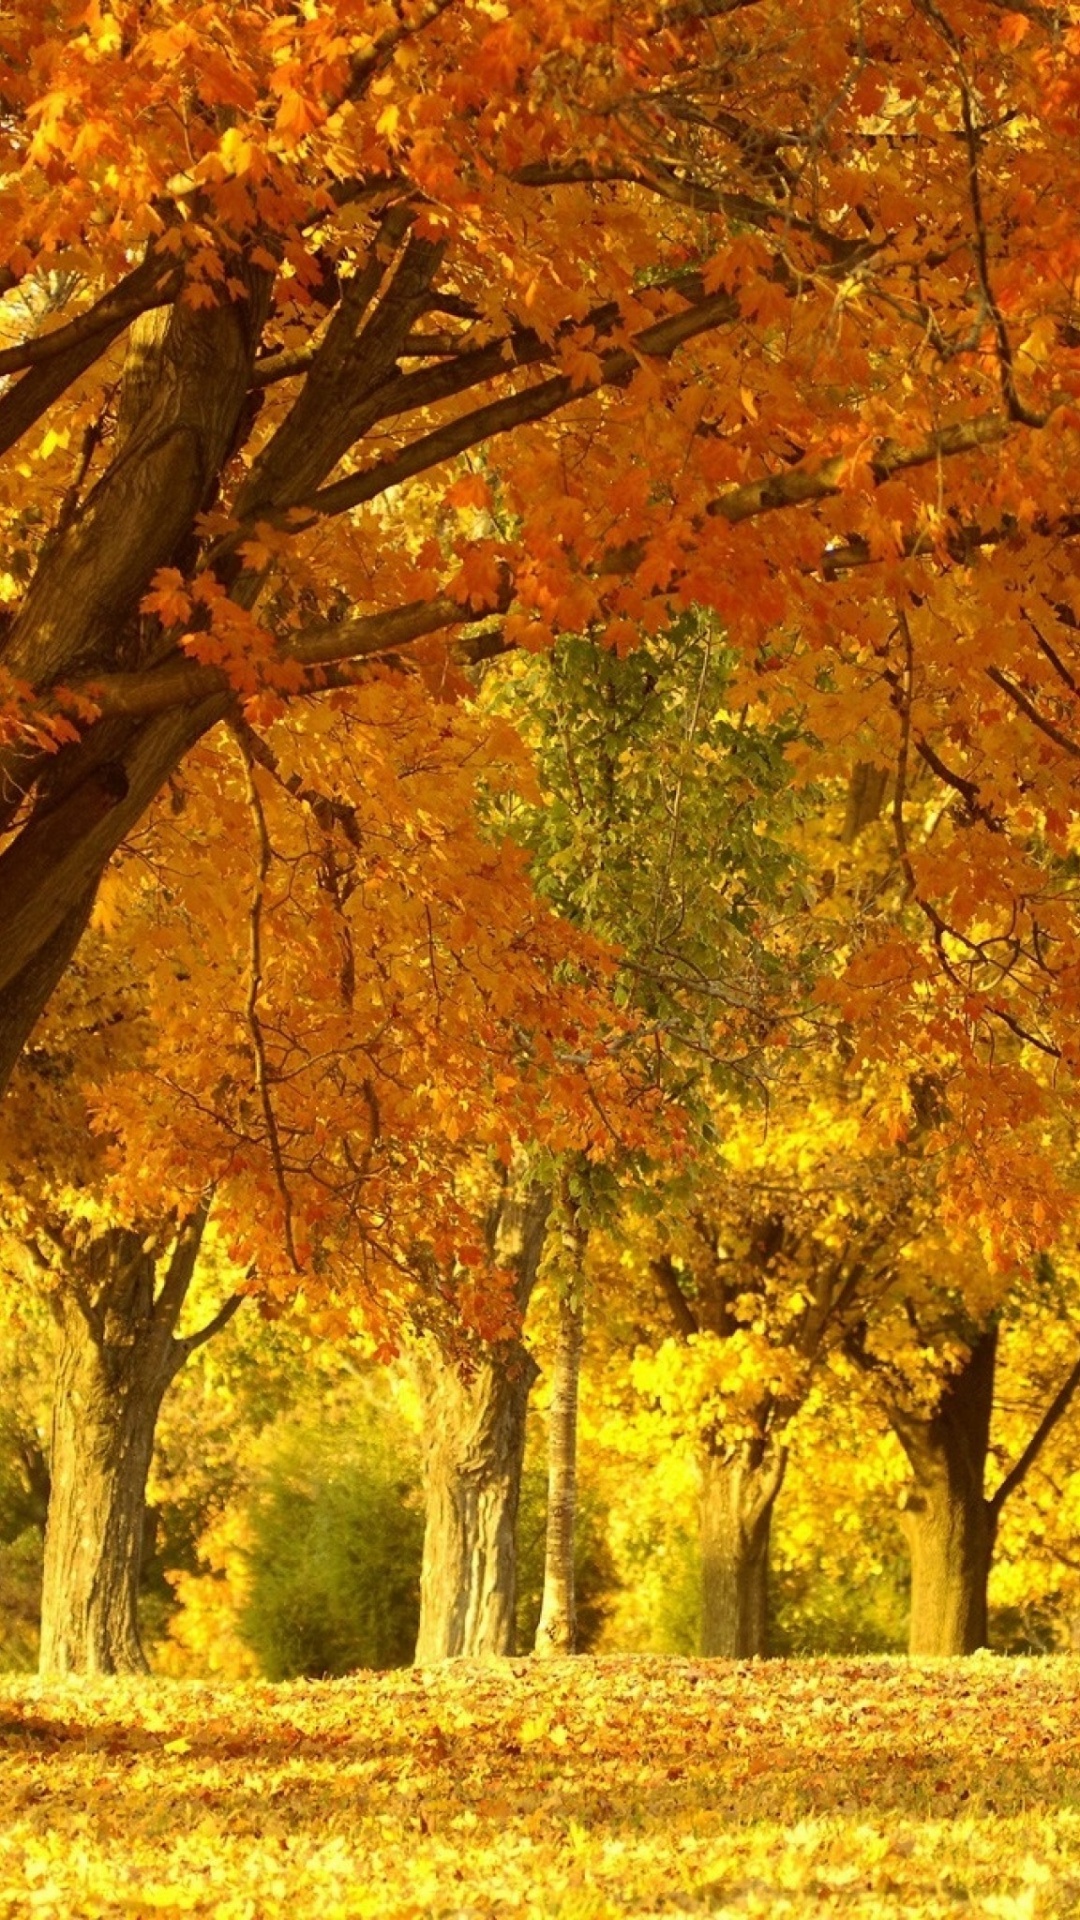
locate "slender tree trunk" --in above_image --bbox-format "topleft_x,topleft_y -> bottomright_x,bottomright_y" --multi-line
892,1326 -> 998,1657
38,1209 -> 231,1675
699,1443 -> 786,1659
414,1177 -> 550,1661
534,1289 -> 584,1656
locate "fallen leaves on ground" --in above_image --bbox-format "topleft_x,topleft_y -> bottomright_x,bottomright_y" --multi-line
1,1655 -> 1078,1917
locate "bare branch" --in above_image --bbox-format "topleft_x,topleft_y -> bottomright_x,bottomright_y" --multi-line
173,1290 -> 244,1363
651,1253 -> 700,1337
990,1349 -> 1080,1519
235,729 -> 302,1273
0,253 -> 181,378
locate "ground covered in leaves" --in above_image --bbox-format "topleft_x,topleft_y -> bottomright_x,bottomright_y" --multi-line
1,1656 -> 1078,1917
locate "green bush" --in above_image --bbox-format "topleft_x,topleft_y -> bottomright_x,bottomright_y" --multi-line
238,1398 -> 424,1679
0,1412 -> 48,1672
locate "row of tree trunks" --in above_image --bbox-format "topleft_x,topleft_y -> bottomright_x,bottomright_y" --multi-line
34,1199 -> 1080,1672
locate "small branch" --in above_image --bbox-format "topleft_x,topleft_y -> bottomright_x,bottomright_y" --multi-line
989,1348 -> 1080,1520
235,731 -> 303,1273
174,1291 -> 245,1363
986,665 -> 1080,761
153,1192 -> 213,1332
892,610 -> 917,898
651,1253 -> 700,1338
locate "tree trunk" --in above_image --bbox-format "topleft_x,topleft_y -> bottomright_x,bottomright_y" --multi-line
41,1264 -> 175,1675
414,1177 -> 550,1661
38,1209 -> 230,1675
892,1325 -> 998,1657
0,274 -> 272,1105
902,1473 -> 995,1656
699,1444 -> 785,1659
534,1289 -> 584,1657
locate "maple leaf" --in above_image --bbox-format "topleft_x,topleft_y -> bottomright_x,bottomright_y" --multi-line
141,569 -> 192,626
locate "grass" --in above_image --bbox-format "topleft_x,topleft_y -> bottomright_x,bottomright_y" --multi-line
1,1654 -> 1079,1916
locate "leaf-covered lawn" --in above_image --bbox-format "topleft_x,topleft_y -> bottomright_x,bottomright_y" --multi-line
1,1655 -> 1078,1918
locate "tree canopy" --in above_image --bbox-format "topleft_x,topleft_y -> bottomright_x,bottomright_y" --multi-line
4,0 -> 1080,1181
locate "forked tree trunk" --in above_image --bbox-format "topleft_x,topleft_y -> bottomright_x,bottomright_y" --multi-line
699,1444 -> 786,1659
414,1177 -> 550,1661
534,1289 -> 584,1657
39,1209 -> 234,1675
892,1326 -> 998,1657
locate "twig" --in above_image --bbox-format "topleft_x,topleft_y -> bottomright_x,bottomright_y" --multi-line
235,728 -> 303,1272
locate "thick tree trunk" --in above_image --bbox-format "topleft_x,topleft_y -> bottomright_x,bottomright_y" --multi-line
0,276 -> 271,1106
534,1289 -> 584,1657
699,1445 -> 785,1659
892,1325 -> 998,1657
41,1273 -> 174,1675
38,1210 -> 228,1675
902,1475 -> 995,1657
0,699 -> 229,1104
414,1177 -> 550,1661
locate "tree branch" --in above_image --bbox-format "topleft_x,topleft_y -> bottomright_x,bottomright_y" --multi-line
153,1193 -> 213,1332
75,592 -> 500,716
0,254 -> 181,378
305,289 -> 740,519
236,729 -> 303,1273
986,665 -> 1080,762
989,1349 -> 1080,1521
0,256 -> 182,460
651,1253 -> 700,1337
173,1290 -> 245,1363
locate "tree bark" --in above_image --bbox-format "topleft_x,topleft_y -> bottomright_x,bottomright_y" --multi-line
699,1443 -> 786,1659
0,274 -> 271,1105
414,1177 -> 550,1662
533,1288 -> 584,1657
38,1209 -> 233,1675
892,1325 -> 998,1657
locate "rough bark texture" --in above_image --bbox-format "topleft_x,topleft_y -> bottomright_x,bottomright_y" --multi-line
699,1444 -> 785,1659
414,1177 -> 550,1662
534,1288 -> 584,1657
892,1326 -> 998,1657
0,276 -> 270,1104
38,1209 -> 230,1675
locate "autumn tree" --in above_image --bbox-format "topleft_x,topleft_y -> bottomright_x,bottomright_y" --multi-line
0,675 -> 640,1674
844,1254 -> 1080,1656
607,1073 -> 921,1660
6,0 -> 1080,1165
478,617 -> 813,1660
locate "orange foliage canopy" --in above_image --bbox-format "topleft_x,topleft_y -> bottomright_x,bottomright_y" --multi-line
0,671 -> 654,1325
3,0 -> 1080,1228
